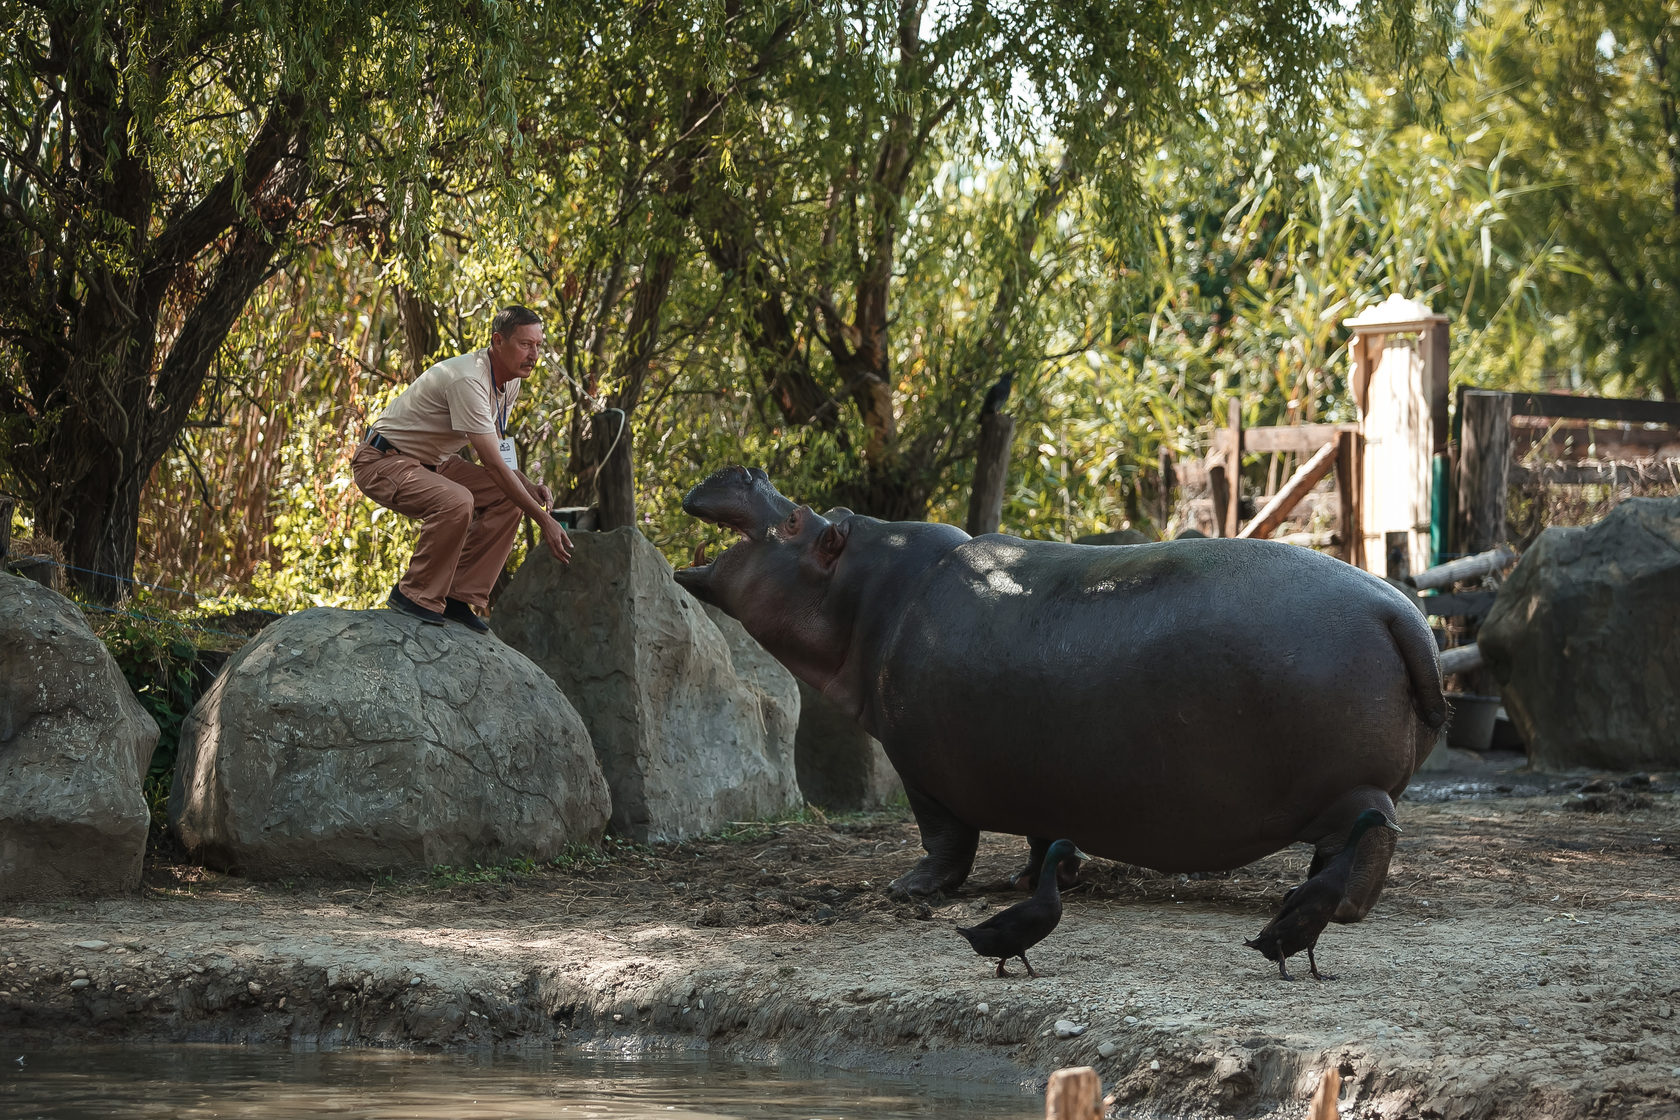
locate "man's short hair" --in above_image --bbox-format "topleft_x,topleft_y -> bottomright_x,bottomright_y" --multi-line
491,305 -> 542,341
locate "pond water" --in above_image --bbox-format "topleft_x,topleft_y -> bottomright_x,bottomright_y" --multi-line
0,1045 -> 1041,1120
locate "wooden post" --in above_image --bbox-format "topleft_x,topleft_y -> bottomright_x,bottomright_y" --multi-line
1335,430 -> 1363,567
1308,1068 -> 1342,1120
1238,436 -> 1340,540
0,493 -> 12,559
1158,447 -> 1176,535
1045,1066 -> 1103,1120
965,411 -> 1015,536
1224,398 -> 1243,539
592,408 -> 636,531
1409,545 -> 1519,591
1454,391 -> 1512,557
1209,460 -> 1231,538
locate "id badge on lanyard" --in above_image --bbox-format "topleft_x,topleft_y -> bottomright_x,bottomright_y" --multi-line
495,383 -> 518,472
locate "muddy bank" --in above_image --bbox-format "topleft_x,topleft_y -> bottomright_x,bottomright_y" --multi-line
3,756 -> 1677,1119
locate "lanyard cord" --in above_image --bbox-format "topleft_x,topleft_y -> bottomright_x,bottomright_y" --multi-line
490,352 -> 510,438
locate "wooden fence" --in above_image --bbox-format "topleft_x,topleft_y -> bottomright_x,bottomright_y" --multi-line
1454,389 -> 1680,558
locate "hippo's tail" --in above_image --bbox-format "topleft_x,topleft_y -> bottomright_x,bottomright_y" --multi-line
1387,609 -> 1448,731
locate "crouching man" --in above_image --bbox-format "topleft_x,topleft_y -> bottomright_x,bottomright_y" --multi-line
351,305 -> 572,632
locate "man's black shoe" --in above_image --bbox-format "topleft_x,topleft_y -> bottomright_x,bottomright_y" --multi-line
443,598 -> 491,633
387,587 -> 446,625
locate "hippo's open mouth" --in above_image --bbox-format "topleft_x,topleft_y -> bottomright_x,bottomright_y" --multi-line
680,465 -> 796,542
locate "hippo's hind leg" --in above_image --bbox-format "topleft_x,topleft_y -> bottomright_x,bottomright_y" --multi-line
889,784 -> 979,898
1303,787 -> 1401,923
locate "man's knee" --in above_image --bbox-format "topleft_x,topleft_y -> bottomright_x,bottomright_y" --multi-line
424,488 -> 475,528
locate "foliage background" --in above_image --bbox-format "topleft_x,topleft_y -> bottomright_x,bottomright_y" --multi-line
3,0 -> 1676,618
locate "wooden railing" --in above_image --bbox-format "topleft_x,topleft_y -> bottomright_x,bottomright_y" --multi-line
1207,407 -> 1364,564
1453,389 -> 1680,558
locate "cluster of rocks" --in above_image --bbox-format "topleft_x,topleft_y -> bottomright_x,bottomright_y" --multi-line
0,528 -> 901,900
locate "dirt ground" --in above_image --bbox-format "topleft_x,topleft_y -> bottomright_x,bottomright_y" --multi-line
2,751 -> 1677,1119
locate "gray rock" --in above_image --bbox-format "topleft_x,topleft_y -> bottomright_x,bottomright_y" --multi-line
700,603 -> 801,780
496,528 -> 802,842
0,572 -> 159,900
169,608 -> 609,877
1478,498 -> 1680,770
792,681 -> 903,812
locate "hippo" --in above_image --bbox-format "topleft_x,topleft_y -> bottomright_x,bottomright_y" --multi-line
674,466 -> 1446,919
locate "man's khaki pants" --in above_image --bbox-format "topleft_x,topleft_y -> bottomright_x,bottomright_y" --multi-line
351,443 -> 541,612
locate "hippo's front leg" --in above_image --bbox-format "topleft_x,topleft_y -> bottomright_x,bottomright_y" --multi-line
889,784 -> 979,898
1012,837 -> 1083,891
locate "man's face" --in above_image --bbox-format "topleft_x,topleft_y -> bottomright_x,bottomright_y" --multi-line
490,323 -> 544,380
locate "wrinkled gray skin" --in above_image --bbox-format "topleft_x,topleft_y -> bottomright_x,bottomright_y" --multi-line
675,466 -> 1446,915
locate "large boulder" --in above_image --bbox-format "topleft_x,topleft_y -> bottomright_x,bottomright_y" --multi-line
1478,498 -> 1680,771
170,608 -> 609,877
792,680 -> 904,812
495,527 -> 802,843
700,603 -> 802,764
0,572 -> 159,899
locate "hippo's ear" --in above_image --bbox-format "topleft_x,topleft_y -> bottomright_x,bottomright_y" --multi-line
811,522 -> 847,573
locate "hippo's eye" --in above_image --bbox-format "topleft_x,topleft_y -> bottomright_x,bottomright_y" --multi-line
781,510 -> 802,535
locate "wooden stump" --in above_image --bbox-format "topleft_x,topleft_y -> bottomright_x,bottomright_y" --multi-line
1044,1066 -> 1103,1120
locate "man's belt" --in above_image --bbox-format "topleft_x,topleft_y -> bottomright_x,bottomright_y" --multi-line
365,430 -> 438,470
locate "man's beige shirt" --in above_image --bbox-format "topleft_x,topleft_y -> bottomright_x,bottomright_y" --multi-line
370,349 -> 521,466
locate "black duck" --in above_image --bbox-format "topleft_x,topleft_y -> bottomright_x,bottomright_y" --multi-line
1245,808 -> 1401,981
956,838 -> 1085,977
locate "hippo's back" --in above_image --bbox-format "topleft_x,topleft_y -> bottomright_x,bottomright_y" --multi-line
869,535 -> 1440,871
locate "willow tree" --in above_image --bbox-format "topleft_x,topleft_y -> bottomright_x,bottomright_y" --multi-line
0,1 -> 544,599
659,0 -> 1461,521
1435,0 -> 1680,400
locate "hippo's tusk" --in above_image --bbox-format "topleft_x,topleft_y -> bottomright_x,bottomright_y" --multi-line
692,543 -> 709,567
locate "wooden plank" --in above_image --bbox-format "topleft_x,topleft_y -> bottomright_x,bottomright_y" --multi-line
1238,436 -> 1340,539
1510,424 -> 1680,462
1237,423 -> 1361,455
1454,391 -> 1512,557
1508,392 -> 1680,426
1225,399 -> 1242,539
1415,590 -> 1499,618
1045,1067 -> 1103,1120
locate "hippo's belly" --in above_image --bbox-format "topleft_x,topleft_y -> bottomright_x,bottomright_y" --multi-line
869,537 -> 1427,871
